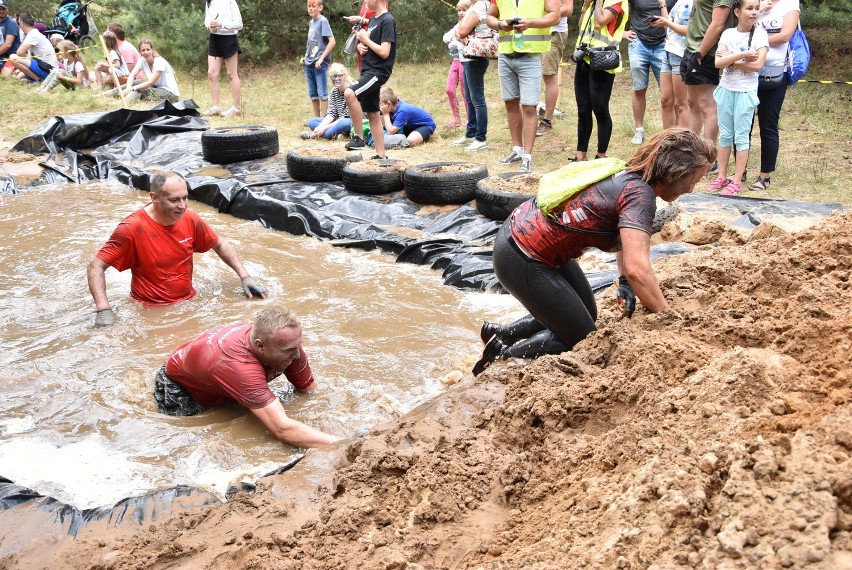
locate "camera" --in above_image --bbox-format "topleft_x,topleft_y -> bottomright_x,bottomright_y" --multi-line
571,43 -> 589,63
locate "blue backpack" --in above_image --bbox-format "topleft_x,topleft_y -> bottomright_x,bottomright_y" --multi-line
786,25 -> 810,84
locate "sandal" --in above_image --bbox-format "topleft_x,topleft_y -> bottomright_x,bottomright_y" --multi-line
750,176 -> 770,191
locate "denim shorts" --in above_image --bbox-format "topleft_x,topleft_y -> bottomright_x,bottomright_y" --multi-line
661,51 -> 682,75
498,53 -> 542,106
305,63 -> 329,100
628,39 -> 663,90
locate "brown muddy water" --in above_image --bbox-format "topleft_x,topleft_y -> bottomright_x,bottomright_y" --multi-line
0,180 -> 522,509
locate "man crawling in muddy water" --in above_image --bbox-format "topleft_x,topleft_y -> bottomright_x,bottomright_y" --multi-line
154,304 -> 342,448
86,169 -> 266,327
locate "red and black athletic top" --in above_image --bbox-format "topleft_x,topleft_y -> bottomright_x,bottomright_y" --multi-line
509,172 -> 656,268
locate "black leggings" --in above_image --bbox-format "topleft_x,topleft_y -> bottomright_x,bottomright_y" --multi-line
752,78 -> 789,174
573,59 -> 616,155
492,223 -> 598,359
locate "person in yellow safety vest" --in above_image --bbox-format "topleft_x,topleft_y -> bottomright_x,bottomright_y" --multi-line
570,0 -> 629,162
487,0 -> 560,174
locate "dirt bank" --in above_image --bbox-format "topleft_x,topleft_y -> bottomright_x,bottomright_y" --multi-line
4,211 -> 852,570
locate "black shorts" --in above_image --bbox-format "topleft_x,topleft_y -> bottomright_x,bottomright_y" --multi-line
153,365 -> 207,417
208,34 -> 241,59
404,125 -> 434,142
349,70 -> 386,114
680,50 -> 720,86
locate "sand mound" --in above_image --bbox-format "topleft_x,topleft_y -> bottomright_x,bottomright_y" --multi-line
9,212 -> 852,569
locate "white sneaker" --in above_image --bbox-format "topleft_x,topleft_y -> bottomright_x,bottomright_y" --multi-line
450,136 -> 473,147
222,106 -> 241,117
203,106 -> 222,116
465,140 -> 489,152
631,127 -> 645,145
519,154 -> 532,173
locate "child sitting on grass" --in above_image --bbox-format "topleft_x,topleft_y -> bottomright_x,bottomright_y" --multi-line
36,40 -> 88,93
301,63 -> 353,140
379,86 -> 436,147
91,31 -> 129,91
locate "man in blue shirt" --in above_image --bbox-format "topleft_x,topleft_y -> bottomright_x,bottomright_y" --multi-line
0,0 -> 23,77
379,86 -> 436,146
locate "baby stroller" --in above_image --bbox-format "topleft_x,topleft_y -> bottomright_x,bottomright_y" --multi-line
43,0 -> 97,46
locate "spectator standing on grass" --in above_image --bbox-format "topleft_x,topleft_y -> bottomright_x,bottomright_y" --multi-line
536,0 -> 573,138
300,62 -> 353,140
107,23 -> 140,80
87,171 -> 266,328
344,0 -> 396,160
681,0 -> 734,173
0,0 -> 23,77
707,0 -> 767,196
651,0 -> 690,127
442,0 -> 470,129
487,0 -> 560,173
748,0 -> 800,192
7,13 -> 58,82
203,0 -> 243,117
301,0 -> 335,119
451,0 -> 491,153
624,0 -> 668,145
571,0 -> 629,161
379,86 -> 437,147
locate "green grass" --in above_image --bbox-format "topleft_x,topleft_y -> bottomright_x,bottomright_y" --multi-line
1,57 -> 851,206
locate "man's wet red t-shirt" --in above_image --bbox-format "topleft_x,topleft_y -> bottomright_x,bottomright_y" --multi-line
96,207 -> 219,306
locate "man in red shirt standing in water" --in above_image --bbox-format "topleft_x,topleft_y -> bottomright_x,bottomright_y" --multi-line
87,170 -> 266,327
157,304 -> 342,448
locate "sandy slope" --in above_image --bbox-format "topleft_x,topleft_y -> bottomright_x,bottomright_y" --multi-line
4,211 -> 852,570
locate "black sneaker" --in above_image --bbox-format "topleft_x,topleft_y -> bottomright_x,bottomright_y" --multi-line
345,135 -> 366,150
370,154 -> 386,160
707,160 -> 719,176
480,321 -> 501,344
473,337 -> 505,376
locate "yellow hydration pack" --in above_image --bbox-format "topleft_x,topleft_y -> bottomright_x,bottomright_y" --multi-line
536,157 -> 626,214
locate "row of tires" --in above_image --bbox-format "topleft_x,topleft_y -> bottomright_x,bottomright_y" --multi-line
199,125 -> 678,228
200,124 -> 526,221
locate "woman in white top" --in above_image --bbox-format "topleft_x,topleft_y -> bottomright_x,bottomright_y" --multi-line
652,0 -> 691,127
203,0 -> 243,117
120,39 -> 180,102
749,0 -> 799,192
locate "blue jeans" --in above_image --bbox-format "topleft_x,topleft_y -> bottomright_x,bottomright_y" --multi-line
307,116 -> 353,138
305,63 -> 329,100
462,58 -> 489,142
628,39 -> 663,90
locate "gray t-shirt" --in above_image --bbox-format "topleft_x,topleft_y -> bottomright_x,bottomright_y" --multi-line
305,15 -> 333,66
628,0 -> 668,46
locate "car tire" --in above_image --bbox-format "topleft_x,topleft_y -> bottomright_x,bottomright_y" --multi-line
475,173 -> 537,221
404,162 -> 488,205
342,159 -> 408,195
286,147 -> 363,182
202,126 -> 279,165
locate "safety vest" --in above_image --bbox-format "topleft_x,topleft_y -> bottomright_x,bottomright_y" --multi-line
496,0 -> 553,55
576,0 -> 629,73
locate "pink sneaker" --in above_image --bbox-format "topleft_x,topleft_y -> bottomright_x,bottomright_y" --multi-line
707,176 -> 731,191
719,181 -> 743,196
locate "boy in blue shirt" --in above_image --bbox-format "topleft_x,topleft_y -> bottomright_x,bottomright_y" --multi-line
301,0 -> 335,118
344,0 -> 396,159
379,86 -> 436,147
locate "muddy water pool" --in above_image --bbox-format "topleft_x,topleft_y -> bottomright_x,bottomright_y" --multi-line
0,180 -> 521,509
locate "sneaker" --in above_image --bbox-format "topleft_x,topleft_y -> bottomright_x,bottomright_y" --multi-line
536,102 -> 546,116
299,131 -> 315,140
707,176 -> 731,191
480,321 -> 501,344
370,154 -> 387,160
473,337 -> 505,376
450,136 -> 473,147
345,135 -> 366,150
203,106 -> 222,116
631,127 -> 645,145
707,161 -> 719,176
498,150 -> 522,165
465,139 -> 489,152
719,181 -> 743,196
519,155 -> 532,173
221,106 -> 241,117
336,133 -> 349,141
535,120 -> 552,137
